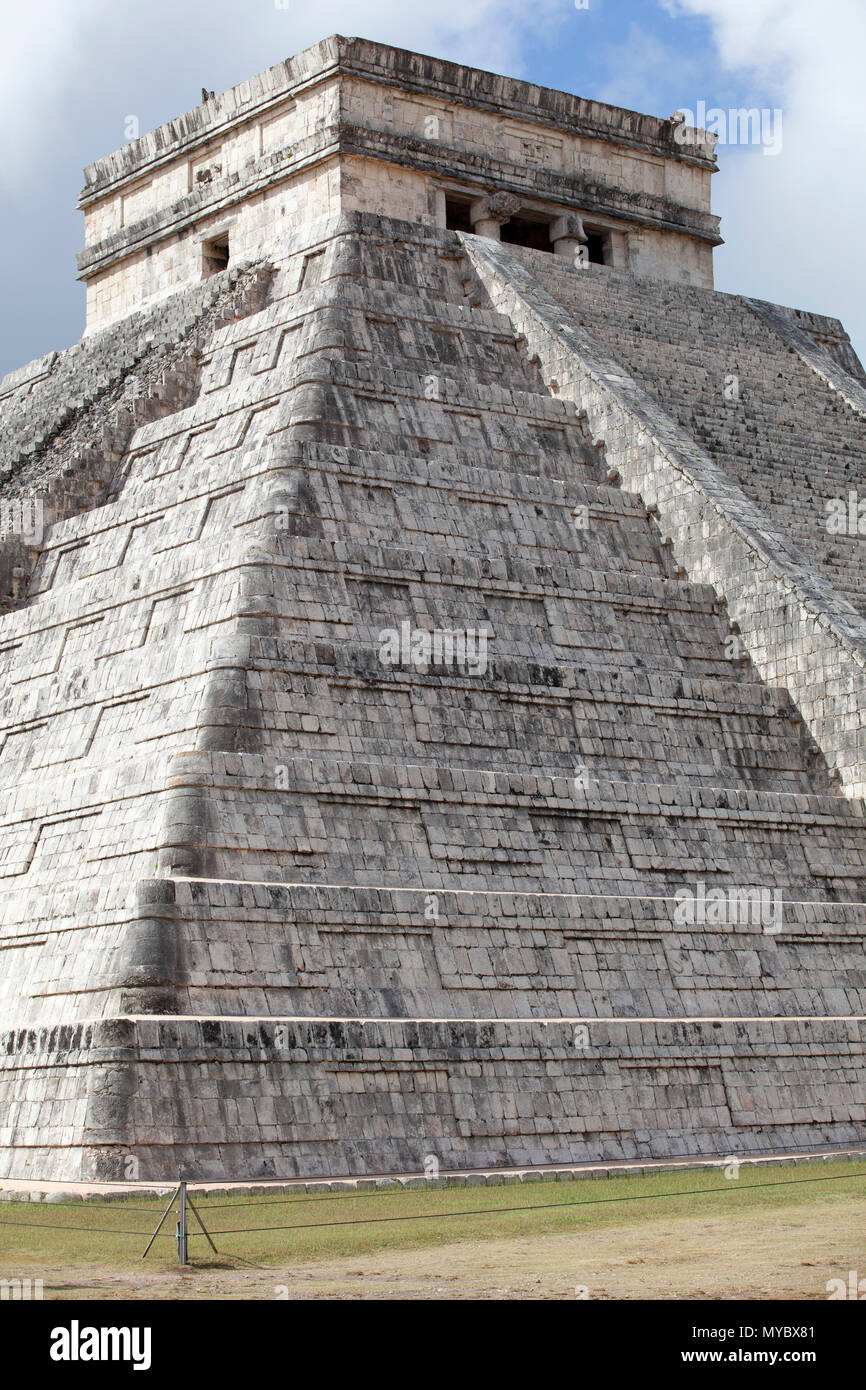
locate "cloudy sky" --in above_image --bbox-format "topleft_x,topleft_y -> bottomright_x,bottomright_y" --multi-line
1,0 -> 863,379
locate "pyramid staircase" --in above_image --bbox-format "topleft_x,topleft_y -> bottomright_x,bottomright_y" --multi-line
500,243 -> 866,617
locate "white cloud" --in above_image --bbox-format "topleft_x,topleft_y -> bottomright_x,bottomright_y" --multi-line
2,0 -> 863,370
0,0 -> 570,371
663,0 -> 866,360
592,23 -> 702,113
0,0 -> 106,187
0,0 -> 566,190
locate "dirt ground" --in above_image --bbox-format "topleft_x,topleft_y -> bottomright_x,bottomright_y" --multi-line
29,1196 -> 864,1300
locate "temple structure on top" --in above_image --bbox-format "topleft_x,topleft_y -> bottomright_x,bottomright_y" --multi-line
77,34 -> 721,330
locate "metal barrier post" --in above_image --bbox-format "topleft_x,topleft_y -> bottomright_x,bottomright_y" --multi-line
177,1180 -> 188,1265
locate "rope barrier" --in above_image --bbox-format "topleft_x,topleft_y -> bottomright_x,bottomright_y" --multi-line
188,1167 -> 866,1236
1,1163 -> 863,1253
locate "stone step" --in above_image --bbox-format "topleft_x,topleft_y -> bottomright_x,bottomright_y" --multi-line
241,538 -> 741,679
4,868 -> 866,1030
98,876 -> 866,1025
198,280 -> 534,394
208,638 -> 819,794
153,750 -> 866,898
286,377 -> 600,477
0,635 -> 805,786
502,243 -> 866,616
19,438 -> 657,609
3,1013 -> 862,1178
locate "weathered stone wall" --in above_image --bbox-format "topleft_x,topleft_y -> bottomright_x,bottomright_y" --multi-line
0,263 -> 271,484
2,1016 -> 863,1181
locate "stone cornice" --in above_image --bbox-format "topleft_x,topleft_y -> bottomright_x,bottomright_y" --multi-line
79,34 -> 716,206
76,134 -> 342,280
336,38 -> 717,169
79,37 -> 342,204
77,121 -> 720,282
338,124 -> 722,241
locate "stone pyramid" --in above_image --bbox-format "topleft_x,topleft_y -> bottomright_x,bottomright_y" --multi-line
1,37 -> 865,1179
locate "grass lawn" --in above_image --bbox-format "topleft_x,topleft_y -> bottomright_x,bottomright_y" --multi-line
0,1159 -> 863,1284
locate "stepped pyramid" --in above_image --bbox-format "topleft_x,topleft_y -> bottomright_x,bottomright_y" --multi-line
2,36 -> 866,1180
